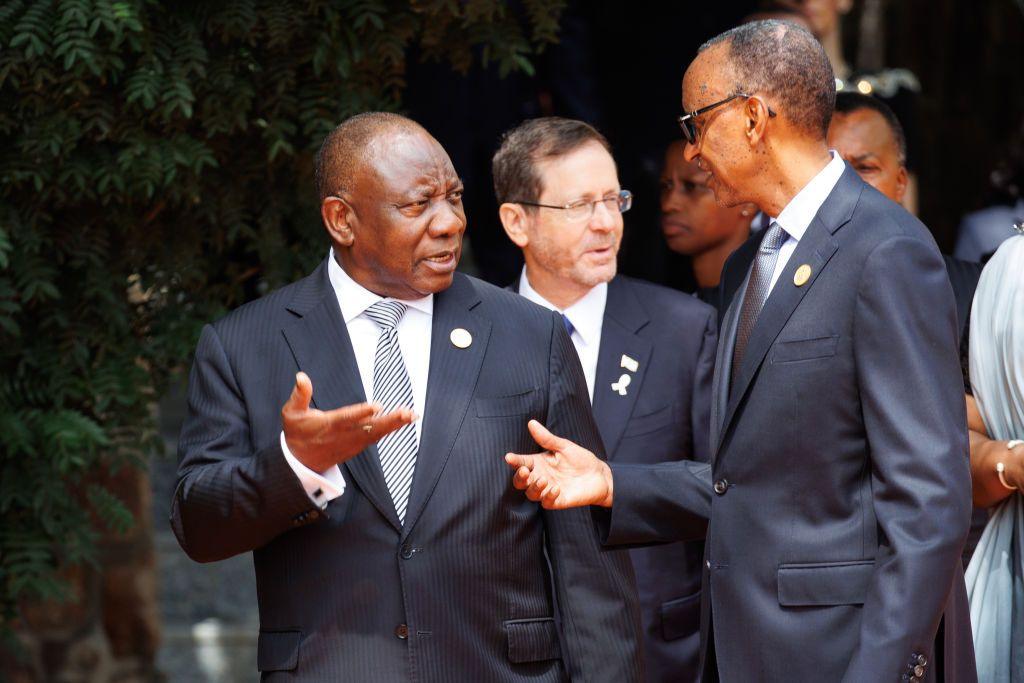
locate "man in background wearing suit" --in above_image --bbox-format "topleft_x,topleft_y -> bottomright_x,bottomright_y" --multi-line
505,21 -> 975,683
494,117 -> 717,682
171,112 -> 642,681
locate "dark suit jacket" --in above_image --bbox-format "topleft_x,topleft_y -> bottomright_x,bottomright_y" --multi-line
515,275 -> 717,682
600,167 -> 976,682
171,263 -> 643,682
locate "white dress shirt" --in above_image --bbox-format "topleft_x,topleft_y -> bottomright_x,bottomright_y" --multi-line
766,152 -> 846,293
518,268 -> 607,402
281,250 -> 433,509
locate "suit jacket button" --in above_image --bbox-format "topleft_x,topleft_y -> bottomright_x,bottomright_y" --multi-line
401,544 -> 415,559
395,624 -> 409,639
713,479 -> 729,495
916,655 -> 927,666
913,665 -> 925,677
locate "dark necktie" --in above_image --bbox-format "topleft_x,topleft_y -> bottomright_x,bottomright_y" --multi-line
562,313 -> 575,337
365,300 -> 418,524
731,222 -> 788,388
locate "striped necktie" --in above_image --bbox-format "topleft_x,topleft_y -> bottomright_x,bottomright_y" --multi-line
731,221 -> 788,390
365,299 -> 418,524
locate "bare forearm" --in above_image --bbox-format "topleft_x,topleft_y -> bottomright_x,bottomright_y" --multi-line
969,430 -> 1023,508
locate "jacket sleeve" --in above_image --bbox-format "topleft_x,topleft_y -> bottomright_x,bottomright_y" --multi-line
841,235 -> 972,682
170,323 -> 322,562
540,311 -> 644,682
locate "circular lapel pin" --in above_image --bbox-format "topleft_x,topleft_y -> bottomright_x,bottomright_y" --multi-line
793,264 -> 812,287
450,328 -> 472,349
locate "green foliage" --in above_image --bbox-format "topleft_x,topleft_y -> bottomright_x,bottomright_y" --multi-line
0,0 -> 563,629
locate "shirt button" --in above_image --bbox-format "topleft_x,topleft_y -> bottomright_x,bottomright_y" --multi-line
706,560 -> 711,569
400,544 -> 415,559
395,624 -> 409,639
713,479 -> 729,495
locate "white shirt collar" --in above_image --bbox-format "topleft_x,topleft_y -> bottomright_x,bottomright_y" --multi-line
327,248 -> 433,322
771,151 -> 846,242
518,267 -> 607,347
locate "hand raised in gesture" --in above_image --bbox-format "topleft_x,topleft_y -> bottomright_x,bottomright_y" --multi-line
282,372 -> 415,473
505,420 -> 614,509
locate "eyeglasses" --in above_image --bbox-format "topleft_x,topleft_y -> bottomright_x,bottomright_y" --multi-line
515,190 -> 633,222
677,93 -> 776,145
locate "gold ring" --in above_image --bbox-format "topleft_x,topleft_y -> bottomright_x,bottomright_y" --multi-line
362,424 -> 373,434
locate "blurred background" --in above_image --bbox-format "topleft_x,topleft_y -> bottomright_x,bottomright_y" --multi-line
1,1 -> 1022,681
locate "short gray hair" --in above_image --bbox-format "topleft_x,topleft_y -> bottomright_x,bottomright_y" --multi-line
699,20 -> 835,138
314,112 -> 423,200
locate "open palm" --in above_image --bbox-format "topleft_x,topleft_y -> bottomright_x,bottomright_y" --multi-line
505,420 -> 613,509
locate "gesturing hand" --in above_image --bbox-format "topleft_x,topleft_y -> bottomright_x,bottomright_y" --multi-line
505,420 -> 614,509
282,372 -> 415,473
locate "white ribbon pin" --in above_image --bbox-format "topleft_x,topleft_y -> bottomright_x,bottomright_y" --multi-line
611,373 -> 631,396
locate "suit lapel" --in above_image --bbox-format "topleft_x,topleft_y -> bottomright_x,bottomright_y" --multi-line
401,274 -> 491,539
280,259 -> 402,532
592,278 -> 652,459
710,273 -> 745,458
716,166 -> 862,454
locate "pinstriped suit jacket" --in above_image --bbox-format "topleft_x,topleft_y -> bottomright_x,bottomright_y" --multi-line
171,261 -> 643,682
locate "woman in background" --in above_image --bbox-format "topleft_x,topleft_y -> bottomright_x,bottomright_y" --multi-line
659,140 -> 756,309
964,234 -> 1024,683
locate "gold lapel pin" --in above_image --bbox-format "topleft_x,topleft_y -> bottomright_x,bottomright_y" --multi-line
793,264 -> 812,287
450,328 -> 472,349
620,354 -> 639,373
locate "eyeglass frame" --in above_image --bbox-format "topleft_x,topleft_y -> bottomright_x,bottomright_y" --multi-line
677,92 -> 776,145
512,189 -> 633,221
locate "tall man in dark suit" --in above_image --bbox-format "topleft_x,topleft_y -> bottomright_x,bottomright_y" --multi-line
493,117 -> 717,682
505,21 -> 976,683
171,112 -> 642,681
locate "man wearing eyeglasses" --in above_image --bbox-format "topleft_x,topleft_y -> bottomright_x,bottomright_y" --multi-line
494,117 -> 717,682
504,21 -> 975,683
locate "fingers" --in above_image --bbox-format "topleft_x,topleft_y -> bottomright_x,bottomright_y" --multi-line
368,407 -> 417,439
527,420 -> 570,453
284,372 -> 313,414
505,453 -> 535,470
322,401 -> 380,427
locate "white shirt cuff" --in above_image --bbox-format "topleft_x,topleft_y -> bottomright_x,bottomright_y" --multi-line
280,431 -> 346,509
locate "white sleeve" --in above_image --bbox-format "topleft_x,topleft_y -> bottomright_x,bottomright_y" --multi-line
280,431 -> 346,509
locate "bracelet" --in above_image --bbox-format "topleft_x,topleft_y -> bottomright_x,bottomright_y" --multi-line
997,440 -> 1023,491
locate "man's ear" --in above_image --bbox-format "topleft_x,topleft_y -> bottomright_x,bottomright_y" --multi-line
894,165 -> 909,204
498,203 -> 531,248
321,195 -> 355,247
744,97 -> 771,147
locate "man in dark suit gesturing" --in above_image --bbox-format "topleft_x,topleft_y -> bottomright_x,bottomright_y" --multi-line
494,117 -> 716,682
506,21 -> 975,683
171,112 -> 642,681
